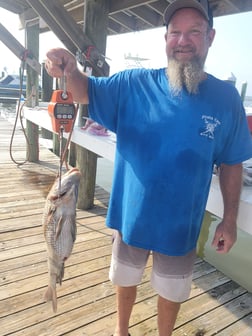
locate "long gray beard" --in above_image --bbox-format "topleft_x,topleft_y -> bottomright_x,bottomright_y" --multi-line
167,58 -> 205,96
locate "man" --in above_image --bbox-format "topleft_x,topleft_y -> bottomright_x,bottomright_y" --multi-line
45,0 -> 252,335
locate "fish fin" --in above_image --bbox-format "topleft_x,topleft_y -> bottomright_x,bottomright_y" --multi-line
44,285 -> 57,313
57,263 -> 65,285
42,206 -> 56,237
58,215 -> 76,243
55,216 -> 63,240
70,216 -> 77,242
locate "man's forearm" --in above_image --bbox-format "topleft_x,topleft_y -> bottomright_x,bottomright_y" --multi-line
67,68 -> 89,104
219,163 -> 243,223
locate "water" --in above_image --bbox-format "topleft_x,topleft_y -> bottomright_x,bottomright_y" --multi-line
0,102 -> 17,123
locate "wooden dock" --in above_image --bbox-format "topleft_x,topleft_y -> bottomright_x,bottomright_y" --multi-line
0,115 -> 252,336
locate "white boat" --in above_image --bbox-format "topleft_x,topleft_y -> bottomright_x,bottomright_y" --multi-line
0,73 -> 26,98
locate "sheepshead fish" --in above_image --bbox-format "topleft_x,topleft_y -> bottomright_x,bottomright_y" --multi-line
42,167 -> 81,313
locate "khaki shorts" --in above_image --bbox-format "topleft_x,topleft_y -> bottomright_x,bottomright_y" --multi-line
109,231 -> 196,303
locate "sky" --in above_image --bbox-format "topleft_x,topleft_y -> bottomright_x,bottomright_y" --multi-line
0,7 -> 252,96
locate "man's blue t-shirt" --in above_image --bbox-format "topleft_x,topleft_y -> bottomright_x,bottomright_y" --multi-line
88,68 -> 252,256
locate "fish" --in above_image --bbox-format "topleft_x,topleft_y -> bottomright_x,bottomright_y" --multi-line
42,167 -> 81,313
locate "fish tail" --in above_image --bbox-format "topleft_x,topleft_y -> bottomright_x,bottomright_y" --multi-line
44,285 -> 57,313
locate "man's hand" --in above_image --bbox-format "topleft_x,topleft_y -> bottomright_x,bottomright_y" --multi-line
45,48 -> 89,104
212,163 -> 242,254
45,48 -> 77,78
211,219 -> 237,253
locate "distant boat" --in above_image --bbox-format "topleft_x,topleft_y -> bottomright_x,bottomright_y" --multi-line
0,74 -> 26,99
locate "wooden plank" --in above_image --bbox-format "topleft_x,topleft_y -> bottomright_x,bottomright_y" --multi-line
0,268 -> 111,318
63,281 -> 156,336
0,278 -> 150,336
0,234 -> 112,274
62,269 -> 234,336
0,216 -> 108,249
0,225 -> 111,276
1,244 -> 112,288
128,282 -> 248,336
172,293 -> 252,335
0,252 -> 112,300
217,313 -> 252,335
0,206 -> 108,230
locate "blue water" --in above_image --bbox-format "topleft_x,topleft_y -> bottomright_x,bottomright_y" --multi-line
0,102 -> 15,121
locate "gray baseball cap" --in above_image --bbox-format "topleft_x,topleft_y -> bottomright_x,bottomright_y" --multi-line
164,0 -> 213,27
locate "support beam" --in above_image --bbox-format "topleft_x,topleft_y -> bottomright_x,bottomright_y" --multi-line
0,23 -> 41,74
109,0 -> 158,14
26,0 -> 77,52
27,0 -> 109,76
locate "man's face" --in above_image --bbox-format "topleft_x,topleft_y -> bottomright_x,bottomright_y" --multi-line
165,8 -> 215,63
165,8 -> 215,94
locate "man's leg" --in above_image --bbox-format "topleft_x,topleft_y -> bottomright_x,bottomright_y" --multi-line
109,232 -> 149,336
151,249 -> 196,336
157,295 -> 180,336
114,285 -> 137,336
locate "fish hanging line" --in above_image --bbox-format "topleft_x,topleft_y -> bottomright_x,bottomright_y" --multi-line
9,50 -> 35,166
48,74 -> 79,194
56,104 -> 79,193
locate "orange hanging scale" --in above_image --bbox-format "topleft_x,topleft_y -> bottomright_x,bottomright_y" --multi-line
47,75 -> 77,194
48,76 -> 76,133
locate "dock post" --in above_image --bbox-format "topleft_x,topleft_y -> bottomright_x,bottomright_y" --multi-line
76,0 -> 109,209
240,82 -> 247,103
41,62 -> 53,141
25,23 -> 40,162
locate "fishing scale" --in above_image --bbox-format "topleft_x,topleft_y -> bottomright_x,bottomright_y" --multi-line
48,75 -> 77,194
48,76 -> 76,133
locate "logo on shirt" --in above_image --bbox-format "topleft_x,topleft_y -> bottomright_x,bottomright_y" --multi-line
200,115 -> 221,140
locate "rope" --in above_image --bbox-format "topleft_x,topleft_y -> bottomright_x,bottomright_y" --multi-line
9,55 -> 78,174
9,60 -> 31,165
57,103 -> 79,174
